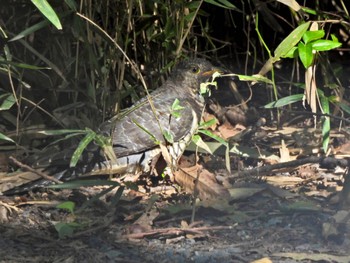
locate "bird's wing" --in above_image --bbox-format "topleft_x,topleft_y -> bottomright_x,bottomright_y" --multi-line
104,89 -> 200,157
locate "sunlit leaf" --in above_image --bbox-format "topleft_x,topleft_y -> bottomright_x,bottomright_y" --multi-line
31,0 -> 62,30
171,98 -> 184,118
57,201 -> 75,214
204,0 -> 239,10
298,42 -> 314,68
70,130 -> 96,167
163,130 -> 174,144
282,46 -> 298,58
199,118 -> 217,129
312,40 -> 342,51
274,22 -> 310,59
302,30 -> 324,44
0,93 -> 15,110
264,94 -> 304,108
276,0 -> 301,11
192,134 -> 213,154
0,132 -> 14,143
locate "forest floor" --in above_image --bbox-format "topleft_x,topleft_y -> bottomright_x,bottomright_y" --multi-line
1,117 -> 350,262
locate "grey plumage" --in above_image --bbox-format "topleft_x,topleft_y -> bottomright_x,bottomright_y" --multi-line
5,58 -> 220,193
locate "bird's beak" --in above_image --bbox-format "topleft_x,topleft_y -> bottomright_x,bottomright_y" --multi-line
201,68 -> 224,77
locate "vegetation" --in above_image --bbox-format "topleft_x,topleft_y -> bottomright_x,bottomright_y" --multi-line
0,0 -> 349,166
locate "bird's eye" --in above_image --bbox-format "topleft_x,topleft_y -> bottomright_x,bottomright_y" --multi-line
191,66 -> 200,74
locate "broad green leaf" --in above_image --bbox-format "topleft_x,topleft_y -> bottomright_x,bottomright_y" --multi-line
0,94 -> 15,110
171,98 -> 185,111
184,12 -> 196,22
331,34 -> 339,42
198,129 -> 227,145
64,0 -> 77,11
339,102 -> 350,115
163,130 -> 174,144
264,94 -> 304,108
274,22 -> 310,59
302,30 -> 324,44
199,118 -> 217,129
0,132 -> 14,143
301,7 -> 317,15
9,19 -> 50,42
31,0 -> 62,30
298,42 -> 314,68
171,98 -> 184,118
192,134 -> 213,154
282,46 -> 298,58
0,60 -> 50,70
54,222 -> 81,239
276,0 -> 301,11
70,130 -> 96,167
57,201 -> 75,214
186,1 -> 201,9
132,119 -> 158,144
226,73 -> 273,84
204,0 -> 239,10
312,40 -> 342,51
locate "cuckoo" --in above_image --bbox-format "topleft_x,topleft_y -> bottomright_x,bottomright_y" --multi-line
4,58 -> 221,193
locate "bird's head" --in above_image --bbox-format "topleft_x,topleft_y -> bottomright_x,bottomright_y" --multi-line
172,58 -> 223,95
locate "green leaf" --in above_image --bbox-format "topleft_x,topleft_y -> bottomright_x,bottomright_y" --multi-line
198,129 -> 227,145
276,0 -> 301,11
132,119 -> 159,143
204,0 -> 239,10
234,74 -> 273,84
312,40 -> 342,51
0,132 -> 14,143
192,134 -> 213,154
282,46 -> 298,58
54,222 -> 81,239
9,19 -> 50,42
264,94 -> 304,108
274,22 -> 310,59
199,118 -> 217,129
57,201 -> 75,214
0,60 -> 51,70
31,0 -> 62,30
171,98 -> 184,118
298,42 -> 314,68
36,129 -> 86,136
70,130 -> 96,167
64,0 -> 77,11
0,93 -> 16,110
302,30 -> 325,44
331,34 -> 339,42
339,102 -> 350,115
186,1 -> 201,9
163,130 -> 174,144
301,7 -> 317,15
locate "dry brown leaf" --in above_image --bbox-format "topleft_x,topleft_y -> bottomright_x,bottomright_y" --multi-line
174,164 -> 230,200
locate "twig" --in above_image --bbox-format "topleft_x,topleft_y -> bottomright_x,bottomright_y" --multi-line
9,156 -> 62,184
234,156 -> 324,178
124,225 -> 234,239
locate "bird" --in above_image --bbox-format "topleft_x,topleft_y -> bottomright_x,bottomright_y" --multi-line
3,58 -> 221,194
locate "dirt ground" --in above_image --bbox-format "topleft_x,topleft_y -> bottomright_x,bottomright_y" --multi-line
1,135 -> 350,263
